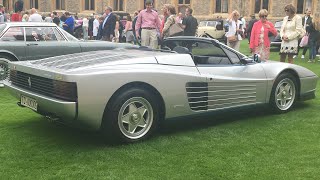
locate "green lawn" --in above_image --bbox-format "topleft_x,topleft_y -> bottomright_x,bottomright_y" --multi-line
1,41 -> 320,179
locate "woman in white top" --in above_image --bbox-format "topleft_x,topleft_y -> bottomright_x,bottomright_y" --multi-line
225,10 -> 243,51
93,15 -> 99,40
280,4 -> 305,64
82,16 -> 89,40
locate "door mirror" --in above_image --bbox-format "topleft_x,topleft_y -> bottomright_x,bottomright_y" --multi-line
253,54 -> 261,63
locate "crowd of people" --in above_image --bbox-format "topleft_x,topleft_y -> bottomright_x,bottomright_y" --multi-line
1,1 -> 320,64
227,3 -> 320,63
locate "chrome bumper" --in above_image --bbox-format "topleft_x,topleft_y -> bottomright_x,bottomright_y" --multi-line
4,81 -> 77,121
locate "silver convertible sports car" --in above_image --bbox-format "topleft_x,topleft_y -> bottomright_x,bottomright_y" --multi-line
0,22 -> 137,82
4,37 -> 318,142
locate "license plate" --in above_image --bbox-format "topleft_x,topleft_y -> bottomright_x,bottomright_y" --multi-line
20,95 -> 38,111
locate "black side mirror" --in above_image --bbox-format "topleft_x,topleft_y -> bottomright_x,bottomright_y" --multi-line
253,54 -> 261,63
240,57 -> 248,65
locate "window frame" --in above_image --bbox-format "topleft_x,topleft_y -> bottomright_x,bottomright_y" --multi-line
83,0 -> 95,11
178,0 -> 191,5
114,0 -> 124,11
55,0 -> 66,10
296,0 -> 312,14
254,0 -> 269,14
215,0 -> 229,13
30,0 -> 39,9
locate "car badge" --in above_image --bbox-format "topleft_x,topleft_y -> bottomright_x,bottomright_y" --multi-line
55,75 -> 63,81
28,77 -> 32,88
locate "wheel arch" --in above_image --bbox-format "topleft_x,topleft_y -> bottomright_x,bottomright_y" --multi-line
104,81 -> 166,123
0,51 -> 19,61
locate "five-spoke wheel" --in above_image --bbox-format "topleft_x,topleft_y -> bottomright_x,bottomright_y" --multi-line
101,87 -> 160,143
270,73 -> 297,113
118,97 -> 154,140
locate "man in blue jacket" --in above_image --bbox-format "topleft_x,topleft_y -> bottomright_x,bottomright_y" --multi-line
63,12 -> 74,35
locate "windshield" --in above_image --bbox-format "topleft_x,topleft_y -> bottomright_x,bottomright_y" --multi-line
219,42 -> 246,59
199,21 -> 218,27
58,27 -> 79,41
207,21 -> 217,27
0,24 -> 7,33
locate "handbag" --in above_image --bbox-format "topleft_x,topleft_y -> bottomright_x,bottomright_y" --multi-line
227,35 -> 238,42
168,17 -> 184,37
299,34 -> 309,47
227,21 -> 238,42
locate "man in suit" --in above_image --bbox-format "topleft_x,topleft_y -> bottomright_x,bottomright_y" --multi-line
101,6 -> 116,41
295,8 -> 312,59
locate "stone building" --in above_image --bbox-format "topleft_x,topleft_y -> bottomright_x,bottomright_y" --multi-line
1,0 -> 320,21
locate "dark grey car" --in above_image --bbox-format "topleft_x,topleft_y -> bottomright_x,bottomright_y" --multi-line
0,22 -> 138,82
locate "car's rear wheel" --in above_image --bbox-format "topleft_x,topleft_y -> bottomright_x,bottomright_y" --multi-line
270,73 -> 297,113
0,57 -> 11,82
101,87 -> 159,143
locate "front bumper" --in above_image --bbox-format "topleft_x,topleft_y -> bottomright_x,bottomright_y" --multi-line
4,81 -> 77,121
299,76 -> 318,101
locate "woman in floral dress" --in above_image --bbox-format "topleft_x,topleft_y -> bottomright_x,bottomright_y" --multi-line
250,9 -> 277,61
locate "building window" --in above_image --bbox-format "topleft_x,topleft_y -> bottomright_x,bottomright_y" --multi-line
215,0 -> 228,13
114,0 -> 124,11
178,0 -> 190,5
56,0 -> 65,10
84,0 -> 95,10
254,0 -> 269,13
30,0 -> 39,9
297,0 -> 312,14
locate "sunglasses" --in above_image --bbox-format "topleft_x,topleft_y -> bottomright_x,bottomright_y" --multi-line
285,9 -> 289,12
260,15 -> 268,18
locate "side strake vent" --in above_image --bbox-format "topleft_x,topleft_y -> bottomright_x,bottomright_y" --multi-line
186,82 -> 208,111
186,82 -> 257,112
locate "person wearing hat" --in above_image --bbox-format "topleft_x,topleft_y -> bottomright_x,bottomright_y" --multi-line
247,14 -> 258,43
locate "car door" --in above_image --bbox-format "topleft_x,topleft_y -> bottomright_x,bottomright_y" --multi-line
0,26 -> 26,61
25,27 -> 80,60
190,40 -> 268,110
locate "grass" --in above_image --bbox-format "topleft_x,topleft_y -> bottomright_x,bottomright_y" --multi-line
1,40 -> 320,179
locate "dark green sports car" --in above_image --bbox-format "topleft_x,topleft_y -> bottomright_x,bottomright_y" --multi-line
0,22 -> 138,82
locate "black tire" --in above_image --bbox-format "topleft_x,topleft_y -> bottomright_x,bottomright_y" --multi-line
270,73 -> 297,113
0,56 -> 12,82
101,87 -> 160,143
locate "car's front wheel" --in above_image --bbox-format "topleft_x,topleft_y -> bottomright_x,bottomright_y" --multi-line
101,87 -> 160,143
270,73 -> 297,113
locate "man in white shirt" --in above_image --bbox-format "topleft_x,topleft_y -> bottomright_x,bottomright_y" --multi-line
28,8 -> 43,22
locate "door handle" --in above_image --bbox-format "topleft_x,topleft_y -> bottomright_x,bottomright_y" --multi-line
27,43 -> 38,46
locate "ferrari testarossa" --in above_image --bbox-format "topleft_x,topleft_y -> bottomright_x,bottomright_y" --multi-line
4,37 -> 318,142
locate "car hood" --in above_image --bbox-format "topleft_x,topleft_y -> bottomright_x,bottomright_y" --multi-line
261,60 -> 318,78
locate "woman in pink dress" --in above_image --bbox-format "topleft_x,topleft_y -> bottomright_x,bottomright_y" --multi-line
250,9 -> 277,61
